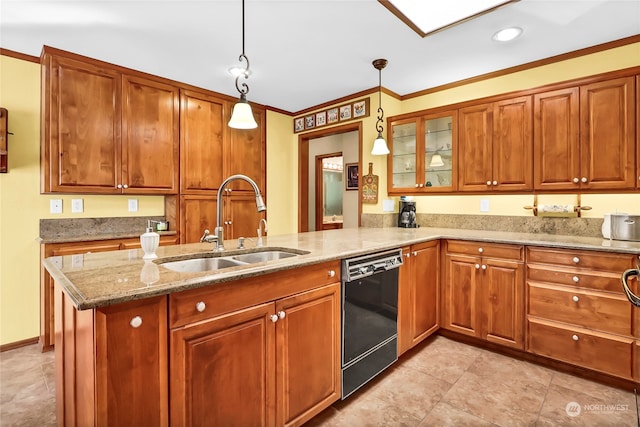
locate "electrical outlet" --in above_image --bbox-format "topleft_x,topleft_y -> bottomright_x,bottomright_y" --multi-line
71,254 -> 83,268
71,198 -> 83,213
128,199 -> 138,212
50,199 -> 63,214
480,198 -> 490,212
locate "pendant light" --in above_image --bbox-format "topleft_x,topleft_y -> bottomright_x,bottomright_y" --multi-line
228,0 -> 258,129
371,59 -> 390,155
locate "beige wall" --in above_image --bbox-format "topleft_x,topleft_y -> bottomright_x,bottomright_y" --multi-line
1,41 -> 639,346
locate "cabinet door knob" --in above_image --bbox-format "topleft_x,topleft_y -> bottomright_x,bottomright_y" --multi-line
415,184 -> 419,188
572,257 -> 580,264
195,301 -> 206,313
277,311 -> 286,319
419,183 -> 424,188
572,334 -> 579,342
581,177 -> 587,183
572,295 -> 580,302
404,253 -> 410,258
478,247 -> 484,253
481,264 -> 487,270
486,180 -> 492,186
270,314 -> 278,322
117,184 -> 123,189
412,251 -> 418,256
573,177 -> 579,183
475,264 -> 480,270
130,316 -> 143,328
492,180 -> 497,186
572,276 -> 580,283
123,184 -> 128,189
328,270 -> 336,277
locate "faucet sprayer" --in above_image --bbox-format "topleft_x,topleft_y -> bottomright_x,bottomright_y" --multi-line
214,174 -> 265,251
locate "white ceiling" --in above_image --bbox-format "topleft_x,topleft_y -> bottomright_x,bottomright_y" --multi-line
1,0 -> 639,113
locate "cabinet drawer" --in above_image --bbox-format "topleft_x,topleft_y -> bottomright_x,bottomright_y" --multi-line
170,261 -> 340,328
527,265 -> 623,293
528,318 -> 633,379
446,240 -> 523,260
528,283 -> 631,335
527,247 -> 636,272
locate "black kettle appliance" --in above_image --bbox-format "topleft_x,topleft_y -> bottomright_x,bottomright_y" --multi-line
398,200 -> 418,228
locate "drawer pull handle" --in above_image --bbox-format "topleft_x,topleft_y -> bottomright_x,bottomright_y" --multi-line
328,270 -> 336,278
277,311 -> 286,319
572,276 -> 579,283
195,301 -> 206,313
572,334 -> 579,342
478,247 -> 484,253
270,314 -> 279,323
572,295 -> 579,302
130,316 -> 142,328
572,257 -> 580,264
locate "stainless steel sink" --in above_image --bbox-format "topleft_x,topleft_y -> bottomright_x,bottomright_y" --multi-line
231,251 -> 299,263
157,248 -> 308,273
160,257 -> 246,273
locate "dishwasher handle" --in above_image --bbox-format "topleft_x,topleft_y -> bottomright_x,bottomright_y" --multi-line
621,268 -> 640,307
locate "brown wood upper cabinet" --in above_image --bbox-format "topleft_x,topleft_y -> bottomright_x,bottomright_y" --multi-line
534,76 -> 636,190
458,96 -> 533,192
41,49 -> 179,194
388,111 -> 457,194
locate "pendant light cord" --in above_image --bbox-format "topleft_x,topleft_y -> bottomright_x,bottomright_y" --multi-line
235,0 -> 250,96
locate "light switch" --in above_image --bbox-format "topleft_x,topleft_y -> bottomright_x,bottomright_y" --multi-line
50,199 -> 63,214
128,199 -> 138,212
480,198 -> 490,212
71,199 -> 83,213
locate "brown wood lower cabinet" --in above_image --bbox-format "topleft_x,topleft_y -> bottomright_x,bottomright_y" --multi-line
55,287 -> 168,426
169,263 -> 341,427
442,240 -> 524,349
398,241 -> 439,355
526,247 -> 637,380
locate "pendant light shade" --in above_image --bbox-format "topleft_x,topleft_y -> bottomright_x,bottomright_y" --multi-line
228,0 -> 257,130
371,59 -> 389,156
372,133 -> 390,155
229,94 -> 258,129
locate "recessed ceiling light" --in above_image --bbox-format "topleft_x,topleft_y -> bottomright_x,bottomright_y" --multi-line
492,26 -> 523,42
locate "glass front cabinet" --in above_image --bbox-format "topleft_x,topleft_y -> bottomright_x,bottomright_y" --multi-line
388,111 -> 457,194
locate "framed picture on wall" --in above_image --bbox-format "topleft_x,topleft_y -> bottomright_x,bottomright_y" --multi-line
345,163 -> 358,190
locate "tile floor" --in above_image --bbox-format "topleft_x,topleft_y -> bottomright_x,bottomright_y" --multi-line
0,336 -> 637,426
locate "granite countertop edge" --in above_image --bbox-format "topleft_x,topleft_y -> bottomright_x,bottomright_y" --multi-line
42,227 -> 640,311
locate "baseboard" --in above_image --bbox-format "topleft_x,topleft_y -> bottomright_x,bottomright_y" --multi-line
0,337 -> 39,352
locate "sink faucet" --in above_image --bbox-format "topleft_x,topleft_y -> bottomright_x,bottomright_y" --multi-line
200,229 -> 218,244
214,174 -> 266,251
257,219 -> 268,247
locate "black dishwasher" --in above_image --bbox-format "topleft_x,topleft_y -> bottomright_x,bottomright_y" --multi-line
341,248 -> 403,399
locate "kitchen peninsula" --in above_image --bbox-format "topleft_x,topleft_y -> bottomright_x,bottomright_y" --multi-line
43,227 -> 640,427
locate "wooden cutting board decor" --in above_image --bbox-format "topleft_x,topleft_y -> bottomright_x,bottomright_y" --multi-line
362,162 -> 378,204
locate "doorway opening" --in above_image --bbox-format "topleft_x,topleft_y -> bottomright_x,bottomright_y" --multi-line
298,122 -> 362,232
316,153 -> 344,231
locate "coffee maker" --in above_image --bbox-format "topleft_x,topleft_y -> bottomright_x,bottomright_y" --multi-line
398,200 -> 418,228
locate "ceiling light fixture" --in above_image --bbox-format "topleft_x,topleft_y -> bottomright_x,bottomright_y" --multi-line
492,26 -> 523,42
379,0 -> 520,38
228,0 -> 257,130
371,58 -> 390,156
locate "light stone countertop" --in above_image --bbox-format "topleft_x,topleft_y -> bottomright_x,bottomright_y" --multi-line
42,227 -> 640,311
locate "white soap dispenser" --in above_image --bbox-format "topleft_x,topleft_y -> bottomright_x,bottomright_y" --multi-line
140,220 -> 160,259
